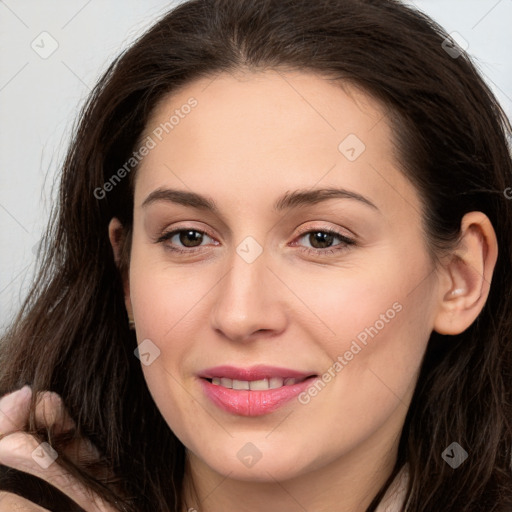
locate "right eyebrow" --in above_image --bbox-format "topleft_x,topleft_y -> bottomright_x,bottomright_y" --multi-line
142,188 -> 218,211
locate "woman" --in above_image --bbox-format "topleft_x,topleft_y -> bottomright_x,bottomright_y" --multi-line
0,0 -> 511,510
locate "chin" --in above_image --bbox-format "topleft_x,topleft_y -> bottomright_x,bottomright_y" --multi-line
198,445 -> 315,482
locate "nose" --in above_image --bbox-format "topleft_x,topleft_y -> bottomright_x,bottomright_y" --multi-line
210,245 -> 288,343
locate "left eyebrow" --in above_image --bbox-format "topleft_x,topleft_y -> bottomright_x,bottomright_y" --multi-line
141,186 -> 380,213
273,187 -> 380,213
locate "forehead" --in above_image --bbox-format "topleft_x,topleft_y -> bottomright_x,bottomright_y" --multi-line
142,69 -> 388,156
134,70 -> 421,221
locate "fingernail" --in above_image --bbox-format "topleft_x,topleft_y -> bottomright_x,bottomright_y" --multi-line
18,385 -> 32,400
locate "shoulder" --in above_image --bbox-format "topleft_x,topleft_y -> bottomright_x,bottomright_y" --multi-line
0,492 -> 51,511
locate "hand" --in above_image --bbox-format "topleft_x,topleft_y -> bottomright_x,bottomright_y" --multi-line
0,386 -> 118,512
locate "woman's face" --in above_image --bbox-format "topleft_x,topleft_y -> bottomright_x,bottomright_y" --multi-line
123,70 -> 440,482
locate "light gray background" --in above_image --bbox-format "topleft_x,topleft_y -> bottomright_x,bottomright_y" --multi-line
1,0 -> 511,334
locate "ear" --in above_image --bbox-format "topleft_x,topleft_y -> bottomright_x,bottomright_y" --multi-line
433,211 -> 498,335
108,217 -> 132,320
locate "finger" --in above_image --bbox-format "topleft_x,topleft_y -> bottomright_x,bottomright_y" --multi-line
0,492 -> 51,511
0,432 -> 116,512
1,388 -> 107,478
1,390 -> 109,500
64,435 -> 102,465
26,391 -> 101,463
0,386 -> 32,437
34,391 -> 76,434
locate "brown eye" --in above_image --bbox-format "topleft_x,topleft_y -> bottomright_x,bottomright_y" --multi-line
156,228 -> 216,253
177,230 -> 204,247
307,231 -> 336,249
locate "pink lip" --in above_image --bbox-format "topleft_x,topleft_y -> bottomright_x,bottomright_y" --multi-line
197,365 -> 318,417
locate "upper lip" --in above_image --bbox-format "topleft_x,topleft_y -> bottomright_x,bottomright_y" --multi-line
198,365 -> 317,381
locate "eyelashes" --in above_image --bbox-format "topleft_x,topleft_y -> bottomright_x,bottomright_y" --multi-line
155,226 -> 356,257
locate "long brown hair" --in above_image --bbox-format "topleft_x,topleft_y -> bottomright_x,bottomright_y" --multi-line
1,0 -> 511,510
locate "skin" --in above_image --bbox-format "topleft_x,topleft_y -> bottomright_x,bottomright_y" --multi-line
111,70 -> 498,511
0,70 -> 498,511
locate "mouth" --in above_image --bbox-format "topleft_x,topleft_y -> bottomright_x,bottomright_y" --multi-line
197,365 -> 319,416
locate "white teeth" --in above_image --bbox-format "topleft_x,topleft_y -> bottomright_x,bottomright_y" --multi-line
220,377 -> 232,388
249,378 -> 269,390
269,377 -> 285,389
210,377 -> 301,390
232,379 -> 250,390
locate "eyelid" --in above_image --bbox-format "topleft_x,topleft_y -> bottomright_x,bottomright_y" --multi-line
293,223 -> 356,240
154,221 -> 218,241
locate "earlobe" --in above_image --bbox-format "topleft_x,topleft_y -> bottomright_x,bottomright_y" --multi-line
433,211 -> 498,335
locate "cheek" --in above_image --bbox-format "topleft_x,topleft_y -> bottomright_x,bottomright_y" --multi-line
283,257 -> 410,350
286,250 -> 434,401
286,276 -> 431,459
128,239 -> 218,344
127,245 -> 226,433
128,260 -> 209,447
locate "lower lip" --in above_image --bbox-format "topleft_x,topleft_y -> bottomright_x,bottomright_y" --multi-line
199,377 -> 318,416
